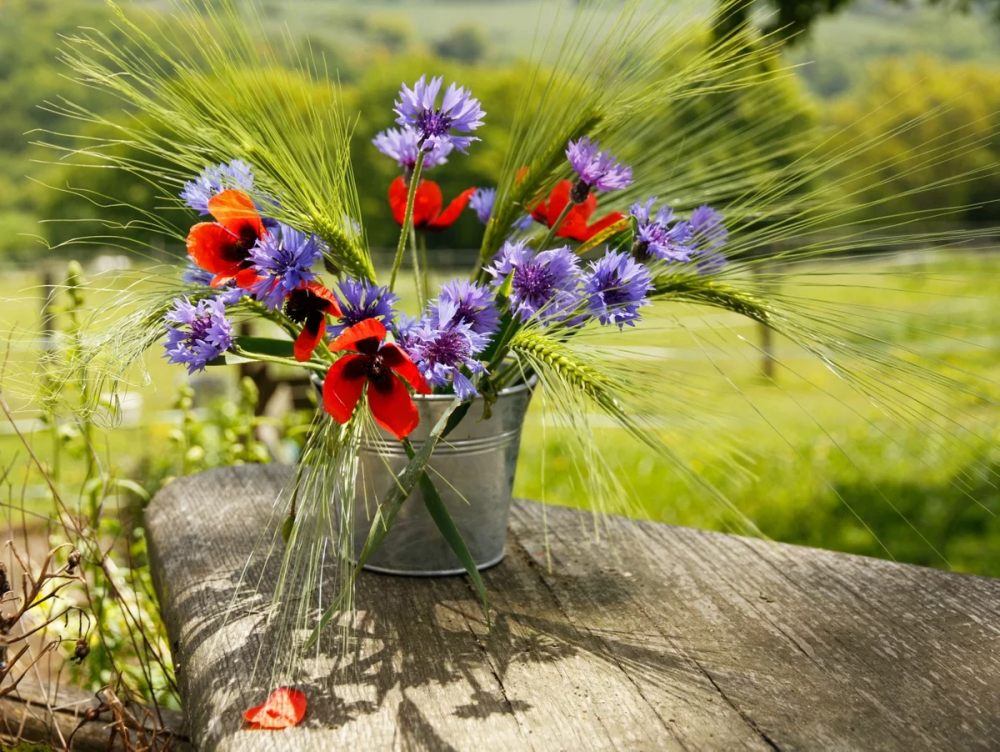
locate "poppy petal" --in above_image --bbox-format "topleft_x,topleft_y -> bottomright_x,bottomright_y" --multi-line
583,212 -> 628,240
389,176 -> 409,226
389,178 -> 445,230
530,199 -> 547,224
187,223 -> 240,276
294,316 -> 325,362
243,687 -> 306,730
235,268 -> 263,290
329,318 -> 387,354
575,191 -> 598,222
380,343 -> 431,394
412,180 -> 443,229
556,213 -> 591,241
368,373 -> 420,439
545,181 -> 572,227
427,187 -> 476,231
322,355 -> 368,424
306,282 -> 342,318
210,273 -> 235,288
208,190 -> 265,239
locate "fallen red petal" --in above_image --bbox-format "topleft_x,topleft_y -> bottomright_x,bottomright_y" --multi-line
243,687 -> 306,730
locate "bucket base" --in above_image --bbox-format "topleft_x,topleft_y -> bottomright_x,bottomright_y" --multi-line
359,547 -> 506,577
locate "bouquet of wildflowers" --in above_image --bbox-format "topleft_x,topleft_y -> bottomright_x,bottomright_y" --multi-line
29,0 -> 998,690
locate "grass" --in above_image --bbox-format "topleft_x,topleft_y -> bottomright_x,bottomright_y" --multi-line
2,251 -> 998,575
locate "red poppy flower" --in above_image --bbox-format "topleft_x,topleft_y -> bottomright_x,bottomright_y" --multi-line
531,180 -> 626,242
243,687 -> 306,730
389,177 -> 476,232
323,318 -> 430,439
284,282 -> 343,362
186,190 -> 267,288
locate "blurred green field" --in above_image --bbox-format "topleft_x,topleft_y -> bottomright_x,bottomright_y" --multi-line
2,251 -> 999,576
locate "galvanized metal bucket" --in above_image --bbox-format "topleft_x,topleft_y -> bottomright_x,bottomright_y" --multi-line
350,380 -> 534,576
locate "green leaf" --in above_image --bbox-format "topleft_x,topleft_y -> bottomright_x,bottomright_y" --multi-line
479,310 -> 514,365
207,336 -> 296,367
417,469 -> 491,629
498,269 -> 515,299
112,479 -> 150,502
441,401 -> 472,440
281,513 -> 295,543
235,336 -> 296,359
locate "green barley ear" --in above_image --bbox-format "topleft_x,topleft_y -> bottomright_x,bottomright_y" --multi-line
652,271 -> 772,325
480,0 -> 794,266
39,0 -> 374,280
509,328 -> 626,414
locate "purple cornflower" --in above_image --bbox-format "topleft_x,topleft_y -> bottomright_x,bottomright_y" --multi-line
181,262 -> 243,306
469,187 -> 496,225
469,187 -> 533,230
394,75 -> 485,154
486,239 -> 582,323
688,205 -> 728,275
180,159 -> 255,214
583,249 -> 653,330
331,279 -> 398,336
163,297 -> 233,374
566,137 -> 632,198
373,127 -> 453,171
393,313 -> 421,356
430,279 -> 501,336
630,197 -> 693,263
407,318 -> 489,400
246,223 -> 324,310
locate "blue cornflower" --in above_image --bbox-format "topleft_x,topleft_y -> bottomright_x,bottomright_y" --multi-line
373,126 -> 453,171
469,187 -> 496,224
430,279 -> 500,337
630,197 -> 693,263
487,239 -> 582,323
407,318 -> 489,400
566,137 -> 633,194
246,224 -> 324,310
583,249 -> 653,330
688,205 -> 728,275
180,159 -> 255,215
331,279 -> 398,336
469,187 -> 533,231
393,313 -> 421,357
163,297 -> 233,374
394,75 -> 485,154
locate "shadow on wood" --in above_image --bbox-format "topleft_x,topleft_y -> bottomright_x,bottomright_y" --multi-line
146,465 -> 1000,751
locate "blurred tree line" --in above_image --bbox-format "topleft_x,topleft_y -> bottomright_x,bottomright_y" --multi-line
2,0 -> 999,264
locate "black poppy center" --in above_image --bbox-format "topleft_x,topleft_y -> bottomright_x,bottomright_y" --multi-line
570,178 -> 591,204
285,288 -> 321,324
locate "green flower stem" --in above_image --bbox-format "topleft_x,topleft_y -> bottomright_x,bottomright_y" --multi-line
243,299 -> 298,337
389,152 -> 426,292
537,200 -> 575,251
410,225 -> 425,309
419,233 -> 430,310
485,316 -> 522,373
230,345 -> 329,373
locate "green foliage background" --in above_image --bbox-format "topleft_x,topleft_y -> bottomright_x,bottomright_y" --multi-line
1,0 -> 999,575
3,0 -> 999,262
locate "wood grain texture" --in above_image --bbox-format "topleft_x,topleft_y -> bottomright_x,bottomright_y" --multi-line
145,465 -> 1000,751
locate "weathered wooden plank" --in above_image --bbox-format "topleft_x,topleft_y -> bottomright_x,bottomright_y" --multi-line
146,465 -> 1000,751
